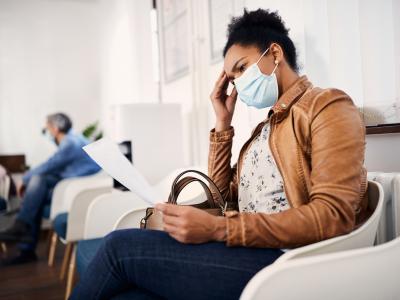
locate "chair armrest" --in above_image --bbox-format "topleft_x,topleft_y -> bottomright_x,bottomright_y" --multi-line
371,172 -> 398,243
392,175 -> 400,238
275,181 -> 384,263
50,172 -> 113,220
83,192 -> 148,240
65,187 -> 114,242
240,236 -> 400,300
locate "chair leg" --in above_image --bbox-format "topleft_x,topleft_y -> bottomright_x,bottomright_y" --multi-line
46,229 -> 53,251
60,242 -> 73,281
48,232 -> 58,267
1,242 -> 7,256
65,243 -> 77,300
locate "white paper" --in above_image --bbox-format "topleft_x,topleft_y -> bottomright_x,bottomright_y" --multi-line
83,138 -> 161,206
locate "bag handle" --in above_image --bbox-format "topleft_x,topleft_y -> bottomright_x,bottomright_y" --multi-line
168,170 -> 224,208
168,177 -> 215,207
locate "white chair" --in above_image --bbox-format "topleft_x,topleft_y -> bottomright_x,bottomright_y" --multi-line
367,172 -> 400,243
62,166 -> 206,300
59,190 -> 141,300
274,181 -> 384,263
49,172 -> 113,221
112,169 -> 209,231
113,207 -> 147,231
392,175 -> 400,237
240,234 -> 400,300
241,180 -> 384,299
0,174 -> 11,210
83,166 -> 207,239
83,191 -> 148,240
47,172 -> 113,269
48,187 -> 113,272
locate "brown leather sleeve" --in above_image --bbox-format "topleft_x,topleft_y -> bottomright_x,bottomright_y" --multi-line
208,127 -> 238,204
225,90 -> 367,248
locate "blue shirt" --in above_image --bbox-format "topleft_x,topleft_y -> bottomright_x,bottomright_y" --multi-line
22,130 -> 100,185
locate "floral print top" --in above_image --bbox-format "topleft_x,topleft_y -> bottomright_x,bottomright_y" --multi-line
238,122 -> 290,214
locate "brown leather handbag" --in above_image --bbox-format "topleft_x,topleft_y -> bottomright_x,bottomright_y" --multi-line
140,170 -> 228,231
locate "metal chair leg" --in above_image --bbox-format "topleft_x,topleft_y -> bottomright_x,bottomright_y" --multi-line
60,242 -> 73,281
65,243 -> 77,300
48,232 -> 58,267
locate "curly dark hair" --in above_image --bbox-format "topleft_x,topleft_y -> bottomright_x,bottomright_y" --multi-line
223,9 -> 299,72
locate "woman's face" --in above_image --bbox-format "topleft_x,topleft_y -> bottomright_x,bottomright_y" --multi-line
223,44 -> 278,85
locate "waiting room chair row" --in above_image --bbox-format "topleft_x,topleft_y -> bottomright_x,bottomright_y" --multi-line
46,171 -> 400,300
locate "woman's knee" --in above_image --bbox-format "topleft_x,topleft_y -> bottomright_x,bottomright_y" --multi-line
104,229 -> 138,245
102,229 -> 172,258
102,229 -> 142,255
105,229 -> 156,246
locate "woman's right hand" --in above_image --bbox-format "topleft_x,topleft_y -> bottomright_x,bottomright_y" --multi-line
210,69 -> 238,132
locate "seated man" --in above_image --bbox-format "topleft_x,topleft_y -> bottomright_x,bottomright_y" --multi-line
0,113 -> 100,265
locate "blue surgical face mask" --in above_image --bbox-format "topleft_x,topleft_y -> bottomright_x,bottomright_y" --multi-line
42,128 -> 57,145
234,48 -> 279,109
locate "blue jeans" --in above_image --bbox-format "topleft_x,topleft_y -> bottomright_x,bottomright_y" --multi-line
70,229 -> 283,300
0,196 -> 6,211
17,174 -> 61,251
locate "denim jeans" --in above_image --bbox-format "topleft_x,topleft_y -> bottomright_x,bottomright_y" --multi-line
70,229 -> 283,300
17,174 -> 61,251
0,196 -> 6,211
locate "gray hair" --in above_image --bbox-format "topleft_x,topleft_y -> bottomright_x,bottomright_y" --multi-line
47,113 -> 72,133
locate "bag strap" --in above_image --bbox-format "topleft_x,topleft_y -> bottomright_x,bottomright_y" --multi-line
168,170 -> 224,208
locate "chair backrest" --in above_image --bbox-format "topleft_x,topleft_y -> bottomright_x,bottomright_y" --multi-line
367,172 -> 400,243
0,175 -> 10,201
83,192 -> 148,240
109,166 -> 207,232
65,187 -> 114,242
275,180 -> 384,263
240,234 -> 400,300
50,172 -> 113,220
393,175 -> 400,238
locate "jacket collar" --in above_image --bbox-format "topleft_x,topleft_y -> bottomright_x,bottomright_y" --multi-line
268,75 -> 312,121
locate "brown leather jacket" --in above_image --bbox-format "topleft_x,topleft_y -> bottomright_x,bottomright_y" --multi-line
208,76 -> 368,248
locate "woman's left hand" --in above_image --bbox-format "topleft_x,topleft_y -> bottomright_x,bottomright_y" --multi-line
155,203 -> 227,244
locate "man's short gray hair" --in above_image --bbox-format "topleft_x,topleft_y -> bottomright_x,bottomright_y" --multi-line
47,113 -> 72,133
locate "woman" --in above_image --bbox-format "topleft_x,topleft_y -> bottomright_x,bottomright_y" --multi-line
71,9 -> 368,300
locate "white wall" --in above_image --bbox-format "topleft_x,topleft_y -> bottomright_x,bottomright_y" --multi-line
0,0 -> 103,167
0,0 -> 157,168
158,0 -> 400,171
366,134 -> 400,172
113,103 -> 184,184
1,0 -> 398,174
99,0 -> 158,138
